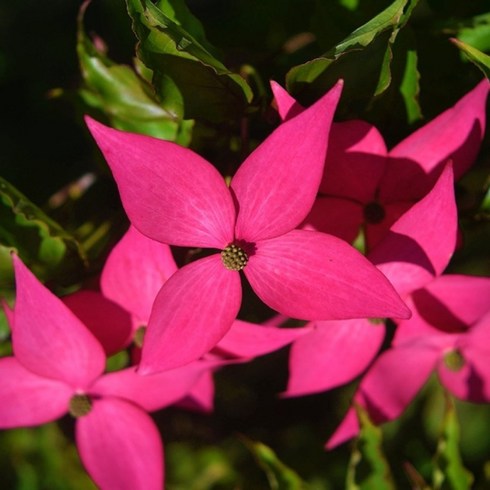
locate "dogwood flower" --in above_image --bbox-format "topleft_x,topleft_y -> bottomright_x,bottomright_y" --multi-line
327,274 -> 490,449
86,81 -> 409,373
0,256 -> 219,489
272,79 -> 489,249
65,226 -> 310,409
285,163 -> 457,397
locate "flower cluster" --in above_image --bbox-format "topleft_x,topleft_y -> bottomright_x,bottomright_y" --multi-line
1,78 -> 489,489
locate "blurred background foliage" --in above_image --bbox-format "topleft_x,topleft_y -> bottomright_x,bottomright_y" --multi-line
0,0 -> 490,488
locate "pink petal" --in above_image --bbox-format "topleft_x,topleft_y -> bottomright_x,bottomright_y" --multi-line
101,225 -> 178,325
437,312 -> 490,402
370,164 -> 456,296
286,319 -> 385,396
12,256 -> 105,388
302,197 -> 364,244
85,117 -> 235,248
388,79 -> 489,180
231,81 -> 343,242
356,344 -> 438,422
0,357 -> 72,428
327,340 -> 440,449
326,407 -> 359,450
139,255 -> 242,373
270,80 -> 304,120
76,398 -> 163,490
91,362 -> 215,412
416,274 -> 490,328
364,201 -> 413,252
321,123 -> 387,201
175,369 -> 215,413
214,319 -> 310,358
63,290 -> 133,355
438,344 -> 490,403
245,229 -> 410,320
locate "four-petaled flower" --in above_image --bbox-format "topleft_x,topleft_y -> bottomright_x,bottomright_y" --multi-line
0,256 -> 220,490
86,81 -> 410,373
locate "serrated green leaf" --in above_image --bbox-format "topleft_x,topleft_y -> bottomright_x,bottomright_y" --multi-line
346,404 -> 396,490
126,0 -> 253,123
286,0 -> 419,113
77,1 -> 193,146
451,38 -> 490,80
155,0 -> 217,56
432,396 -> 473,490
243,438 -> 306,490
0,176 -> 86,288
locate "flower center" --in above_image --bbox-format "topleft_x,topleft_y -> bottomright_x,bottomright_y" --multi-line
134,326 -> 147,348
443,349 -> 465,372
69,394 -> 92,418
221,244 -> 248,271
363,201 -> 386,224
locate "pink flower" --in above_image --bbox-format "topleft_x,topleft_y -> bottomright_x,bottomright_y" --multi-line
65,226 -> 311,410
272,79 -> 489,249
0,256 -> 217,490
327,274 -> 490,449
86,81 -> 409,373
285,163 -> 457,397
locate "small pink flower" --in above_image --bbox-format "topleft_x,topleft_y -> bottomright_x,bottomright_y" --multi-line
65,226 -> 311,410
285,163 -> 457,397
273,79 -> 489,249
0,256 -> 217,490
327,274 -> 490,449
86,81 -> 409,373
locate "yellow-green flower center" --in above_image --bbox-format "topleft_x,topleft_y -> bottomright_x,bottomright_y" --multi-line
221,244 -> 248,271
69,394 -> 92,418
443,349 -> 465,372
134,326 -> 147,348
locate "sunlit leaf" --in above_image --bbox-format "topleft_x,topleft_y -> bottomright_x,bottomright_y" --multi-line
286,0 -> 419,114
399,47 -> 422,123
346,404 -> 396,490
77,1 -> 193,145
450,38 -> 490,79
126,0 -> 254,123
457,13 -> 490,54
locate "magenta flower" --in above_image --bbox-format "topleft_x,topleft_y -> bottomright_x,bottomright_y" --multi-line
86,81 -> 410,373
65,225 -> 311,410
0,256 -> 218,489
327,274 -> 490,449
285,163 -> 457,397
272,79 -> 489,249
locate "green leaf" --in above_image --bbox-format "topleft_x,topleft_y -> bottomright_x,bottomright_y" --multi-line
450,38 -> 490,79
243,438 -> 306,490
126,0 -> 254,123
0,176 -> 86,290
77,1 -> 193,145
432,396 -> 473,490
346,404 -> 396,490
399,47 -> 422,124
457,13 -> 490,54
286,0 -> 419,114
154,0 -> 217,56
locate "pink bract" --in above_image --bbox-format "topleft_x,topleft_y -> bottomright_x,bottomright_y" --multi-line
272,79 -> 489,249
285,163 -> 456,398
86,81 -> 410,373
0,256 -> 222,490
